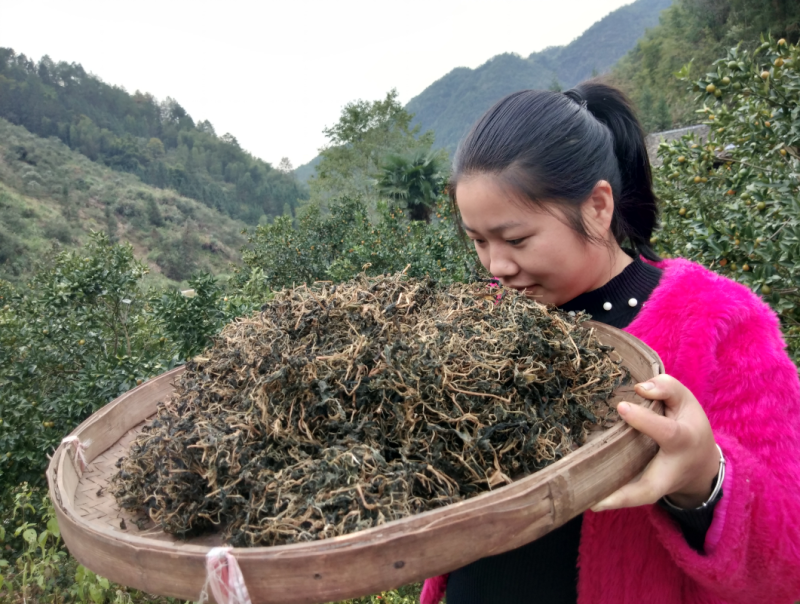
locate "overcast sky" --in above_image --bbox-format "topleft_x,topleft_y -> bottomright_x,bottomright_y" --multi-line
2,0 -> 635,168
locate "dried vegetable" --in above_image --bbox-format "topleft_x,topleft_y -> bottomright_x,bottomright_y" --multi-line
112,273 -> 627,547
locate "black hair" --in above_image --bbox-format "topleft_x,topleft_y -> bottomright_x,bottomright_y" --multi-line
449,80 -> 660,261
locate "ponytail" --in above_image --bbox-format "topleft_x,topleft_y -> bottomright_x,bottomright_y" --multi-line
451,80 -> 660,261
569,81 -> 659,260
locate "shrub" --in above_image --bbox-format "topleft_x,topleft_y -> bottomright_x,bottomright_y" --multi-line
652,37 -> 800,363
0,483 -> 179,604
240,195 -> 476,290
0,231 -> 259,493
42,220 -> 72,244
150,273 -> 254,361
0,234 -> 173,488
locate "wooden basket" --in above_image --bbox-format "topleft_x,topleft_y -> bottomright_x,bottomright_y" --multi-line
47,321 -> 663,604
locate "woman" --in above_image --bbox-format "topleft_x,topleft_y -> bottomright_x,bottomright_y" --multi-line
420,82 -> 800,604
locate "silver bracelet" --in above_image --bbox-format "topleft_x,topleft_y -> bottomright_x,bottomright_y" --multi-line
662,443 -> 726,511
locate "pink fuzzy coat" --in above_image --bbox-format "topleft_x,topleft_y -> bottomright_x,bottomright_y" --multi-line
420,258 -> 800,604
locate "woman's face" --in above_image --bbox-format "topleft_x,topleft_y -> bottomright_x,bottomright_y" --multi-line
456,174 -> 616,306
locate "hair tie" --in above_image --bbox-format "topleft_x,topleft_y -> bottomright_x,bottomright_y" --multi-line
563,90 -> 587,109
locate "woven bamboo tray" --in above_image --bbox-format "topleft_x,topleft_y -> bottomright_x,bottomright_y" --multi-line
47,321 -> 663,604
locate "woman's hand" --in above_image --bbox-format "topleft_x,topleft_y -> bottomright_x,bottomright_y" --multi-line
591,374 -> 721,512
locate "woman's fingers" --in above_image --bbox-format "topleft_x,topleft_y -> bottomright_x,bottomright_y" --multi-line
591,480 -> 658,512
590,373 -> 720,512
620,374 -> 698,450
634,374 -> 689,411
617,402 -> 681,450
591,459 -> 673,512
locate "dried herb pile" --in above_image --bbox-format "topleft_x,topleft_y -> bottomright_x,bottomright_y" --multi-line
112,273 -> 627,547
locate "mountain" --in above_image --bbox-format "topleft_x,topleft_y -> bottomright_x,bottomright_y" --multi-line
294,0 -> 673,181
612,0 -> 800,129
0,118 -> 247,286
405,0 -> 673,155
0,49 -> 306,224
293,154 -> 322,187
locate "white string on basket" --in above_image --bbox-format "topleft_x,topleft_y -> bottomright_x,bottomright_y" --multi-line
198,547 -> 252,604
61,435 -> 92,474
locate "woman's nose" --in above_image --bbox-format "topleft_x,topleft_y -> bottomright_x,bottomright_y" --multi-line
488,248 -> 518,279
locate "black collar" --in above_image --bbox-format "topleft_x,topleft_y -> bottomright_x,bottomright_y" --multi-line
558,256 -> 663,329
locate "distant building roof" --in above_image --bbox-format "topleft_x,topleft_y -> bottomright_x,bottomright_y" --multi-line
645,125 -> 709,166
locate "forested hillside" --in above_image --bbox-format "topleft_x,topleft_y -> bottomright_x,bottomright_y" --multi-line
0,49 -> 306,224
0,118 -> 247,285
612,0 -> 800,129
404,0 -> 672,154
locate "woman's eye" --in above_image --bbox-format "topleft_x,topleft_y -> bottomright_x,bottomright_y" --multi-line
471,239 -> 486,245
506,238 -> 526,246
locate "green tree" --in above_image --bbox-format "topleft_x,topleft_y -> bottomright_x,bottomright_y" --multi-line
638,87 -> 672,132
149,273 -> 231,361
0,234 -> 159,487
146,195 -> 164,227
652,37 -> 800,362
0,232 -> 250,491
655,96 -> 671,130
146,137 -> 165,159
104,201 -> 118,243
59,184 -> 76,221
278,157 -> 294,173
309,90 -> 436,207
156,221 -> 200,282
378,149 -> 447,222
639,86 -> 655,128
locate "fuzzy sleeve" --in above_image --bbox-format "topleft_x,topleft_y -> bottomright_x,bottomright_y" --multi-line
647,304 -> 800,603
419,574 -> 449,604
